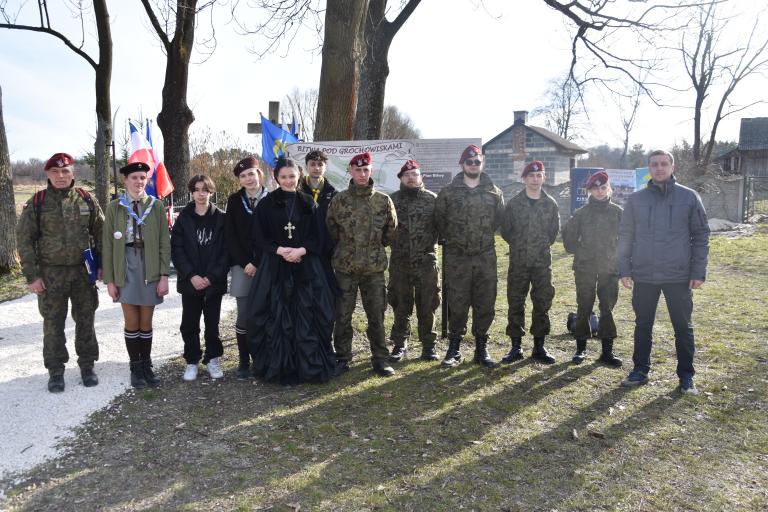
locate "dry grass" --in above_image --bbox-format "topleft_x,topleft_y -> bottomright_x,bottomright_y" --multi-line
2,233 -> 767,511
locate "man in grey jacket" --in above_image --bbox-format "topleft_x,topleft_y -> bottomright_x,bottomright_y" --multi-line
618,149 -> 710,394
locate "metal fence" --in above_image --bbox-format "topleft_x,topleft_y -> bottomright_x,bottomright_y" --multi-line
743,176 -> 768,221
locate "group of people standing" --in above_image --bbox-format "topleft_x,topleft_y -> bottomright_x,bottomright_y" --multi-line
17,144 -> 709,395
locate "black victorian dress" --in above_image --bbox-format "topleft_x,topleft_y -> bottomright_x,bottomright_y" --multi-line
246,189 -> 337,384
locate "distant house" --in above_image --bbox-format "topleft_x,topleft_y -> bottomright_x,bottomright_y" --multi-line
737,117 -> 768,177
482,111 -> 588,188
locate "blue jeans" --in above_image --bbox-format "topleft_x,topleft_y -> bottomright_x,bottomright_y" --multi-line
631,282 -> 695,379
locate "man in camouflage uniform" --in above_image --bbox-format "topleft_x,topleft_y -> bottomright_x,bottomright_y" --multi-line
387,159 -> 440,362
500,160 -> 560,365
434,145 -> 505,368
562,171 -> 623,367
16,153 -> 104,392
327,151 -> 398,377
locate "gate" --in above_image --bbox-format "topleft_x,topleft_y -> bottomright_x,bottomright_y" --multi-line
743,176 -> 768,221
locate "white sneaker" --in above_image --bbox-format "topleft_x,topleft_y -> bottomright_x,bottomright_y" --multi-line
207,357 -> 224,379
183,364 -> 198,381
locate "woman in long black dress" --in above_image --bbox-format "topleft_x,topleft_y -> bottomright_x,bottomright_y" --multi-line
247,158 -> 336,384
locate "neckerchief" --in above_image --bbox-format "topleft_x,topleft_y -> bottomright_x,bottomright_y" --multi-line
119,194 -> 156,241
304,175 -> 323,203
241,187 -> 267,215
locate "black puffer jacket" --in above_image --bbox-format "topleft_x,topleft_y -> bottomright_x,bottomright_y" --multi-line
171,202 -> 228,296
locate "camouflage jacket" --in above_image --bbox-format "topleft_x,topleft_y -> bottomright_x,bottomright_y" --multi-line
16,181 -> 104,283
501,188 -> 560,268
389,183 -> 438,268
562,196 -> 623,274
434,172 -> 505,255
326,178 -> 398,274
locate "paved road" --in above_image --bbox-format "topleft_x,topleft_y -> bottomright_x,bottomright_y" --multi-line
0,278 -> 235,482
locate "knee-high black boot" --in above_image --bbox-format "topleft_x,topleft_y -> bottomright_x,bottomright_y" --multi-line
139,330 -> 160,386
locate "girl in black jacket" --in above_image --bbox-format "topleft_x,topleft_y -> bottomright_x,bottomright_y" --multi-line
225,156 -> 268,379
171,175 -> 228,381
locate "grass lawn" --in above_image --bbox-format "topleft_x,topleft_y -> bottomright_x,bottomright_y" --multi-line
2,231 -> 767,511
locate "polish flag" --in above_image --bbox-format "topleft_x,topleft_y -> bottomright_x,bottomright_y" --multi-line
128,120 -> 174,199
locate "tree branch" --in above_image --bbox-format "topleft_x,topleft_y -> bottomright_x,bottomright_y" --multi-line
139,0 -> 171,50
0,22 -> 97,69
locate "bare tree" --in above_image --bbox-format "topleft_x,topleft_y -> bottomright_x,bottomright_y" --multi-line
0,85 -> 19,274
612,81 -> 644,168
1,1 -> 113,207
531,73 -> 585,141
314,0 -> 370,141
139,0 -> 220,194
353,0 -> 421,140
284,87 -> 319,142
380,105 -> 420,139
679,0 -> 768,176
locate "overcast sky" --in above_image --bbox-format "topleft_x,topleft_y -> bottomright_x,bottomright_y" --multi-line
1,0 -> 766,162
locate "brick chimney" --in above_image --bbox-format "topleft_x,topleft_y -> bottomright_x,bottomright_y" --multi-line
512,110 -> 528,156
513,110 -> 528,125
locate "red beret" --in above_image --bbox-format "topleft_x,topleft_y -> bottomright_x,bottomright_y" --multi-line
522,160 -> 545,177
119,162 -> 150,176
585,171 -> 609,189
233,156 -> 260,176
398,159 -> 420,178
44,152 -> 74,170
459,145 -> 482,165
349,152 -> 372,167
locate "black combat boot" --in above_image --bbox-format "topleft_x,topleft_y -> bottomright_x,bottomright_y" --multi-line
420,345 -> 439,361
441,337 -> 463,367
473,337 -> 497,368
372,361 -> 396,377
80,367 -> 99,387
598,338 -> 623,368
389,344 -> 407,363
142,359 -> 160,386
48,372 -> 65,393
531,337 -> 556,364
500,338 -> 524,364
130,361 -> 148,389
572,339 -> 588,364
235,331 -> 252,380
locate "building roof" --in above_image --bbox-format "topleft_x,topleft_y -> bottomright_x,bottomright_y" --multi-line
738,117 -> 768,151
484,121 -> 588,154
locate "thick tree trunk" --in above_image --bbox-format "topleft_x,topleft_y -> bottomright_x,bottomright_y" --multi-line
353,0 -> 420,141
314,0 -> 370,141
0,86 -> 20,274
93,0 -> 112,206
155,0 -> 196,195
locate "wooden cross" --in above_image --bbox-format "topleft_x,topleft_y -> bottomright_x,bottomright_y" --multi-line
284,222 -> 296,239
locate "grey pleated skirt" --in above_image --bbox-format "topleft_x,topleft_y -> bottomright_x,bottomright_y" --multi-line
118,247 -> 163,306
229,265 -> 253,297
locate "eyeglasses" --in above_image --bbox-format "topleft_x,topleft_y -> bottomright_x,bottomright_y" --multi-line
464,159 -> 482,166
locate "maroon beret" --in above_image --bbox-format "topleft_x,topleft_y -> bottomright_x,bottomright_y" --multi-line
398,159 -> 421,178
233,156 -> 260,176
119,162 -> 150,176
585,171 -> 609,189
522,160 -> 545,177
44,152 -> 74,170
349,152 -> 372,167
459,145 -> 482,165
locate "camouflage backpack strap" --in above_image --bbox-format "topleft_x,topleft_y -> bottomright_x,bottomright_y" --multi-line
75,187 -> 98,234
32,190 -> 46,240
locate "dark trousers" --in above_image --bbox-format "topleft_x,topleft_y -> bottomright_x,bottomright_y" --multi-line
506,264 -> 554,338
574,270 -> 618,339
180,293 -> 224,364
631,282 -> 695,379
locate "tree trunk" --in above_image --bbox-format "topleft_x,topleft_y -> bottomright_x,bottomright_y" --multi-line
0,86 -> 20,274
314,0 -> 370,141
353,0 -> 420,140
155,0 -> 197,195
93,0 -> 112,206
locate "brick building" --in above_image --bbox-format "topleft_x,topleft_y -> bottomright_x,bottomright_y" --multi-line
482,111 -> 588,188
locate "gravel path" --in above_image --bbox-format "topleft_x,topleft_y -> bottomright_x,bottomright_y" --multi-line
0,278 -> 235,482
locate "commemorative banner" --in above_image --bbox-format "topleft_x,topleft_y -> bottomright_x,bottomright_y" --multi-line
286,138 -> 482,194
569,167 -> 651,214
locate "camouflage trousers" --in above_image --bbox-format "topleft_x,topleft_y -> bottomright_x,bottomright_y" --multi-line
573,270 -> 618,339
37,265 -> 99,374
506,264 -> 555,339
444,249 -> 497,340
333,271 -> 389,365
387,261 -> 440,348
